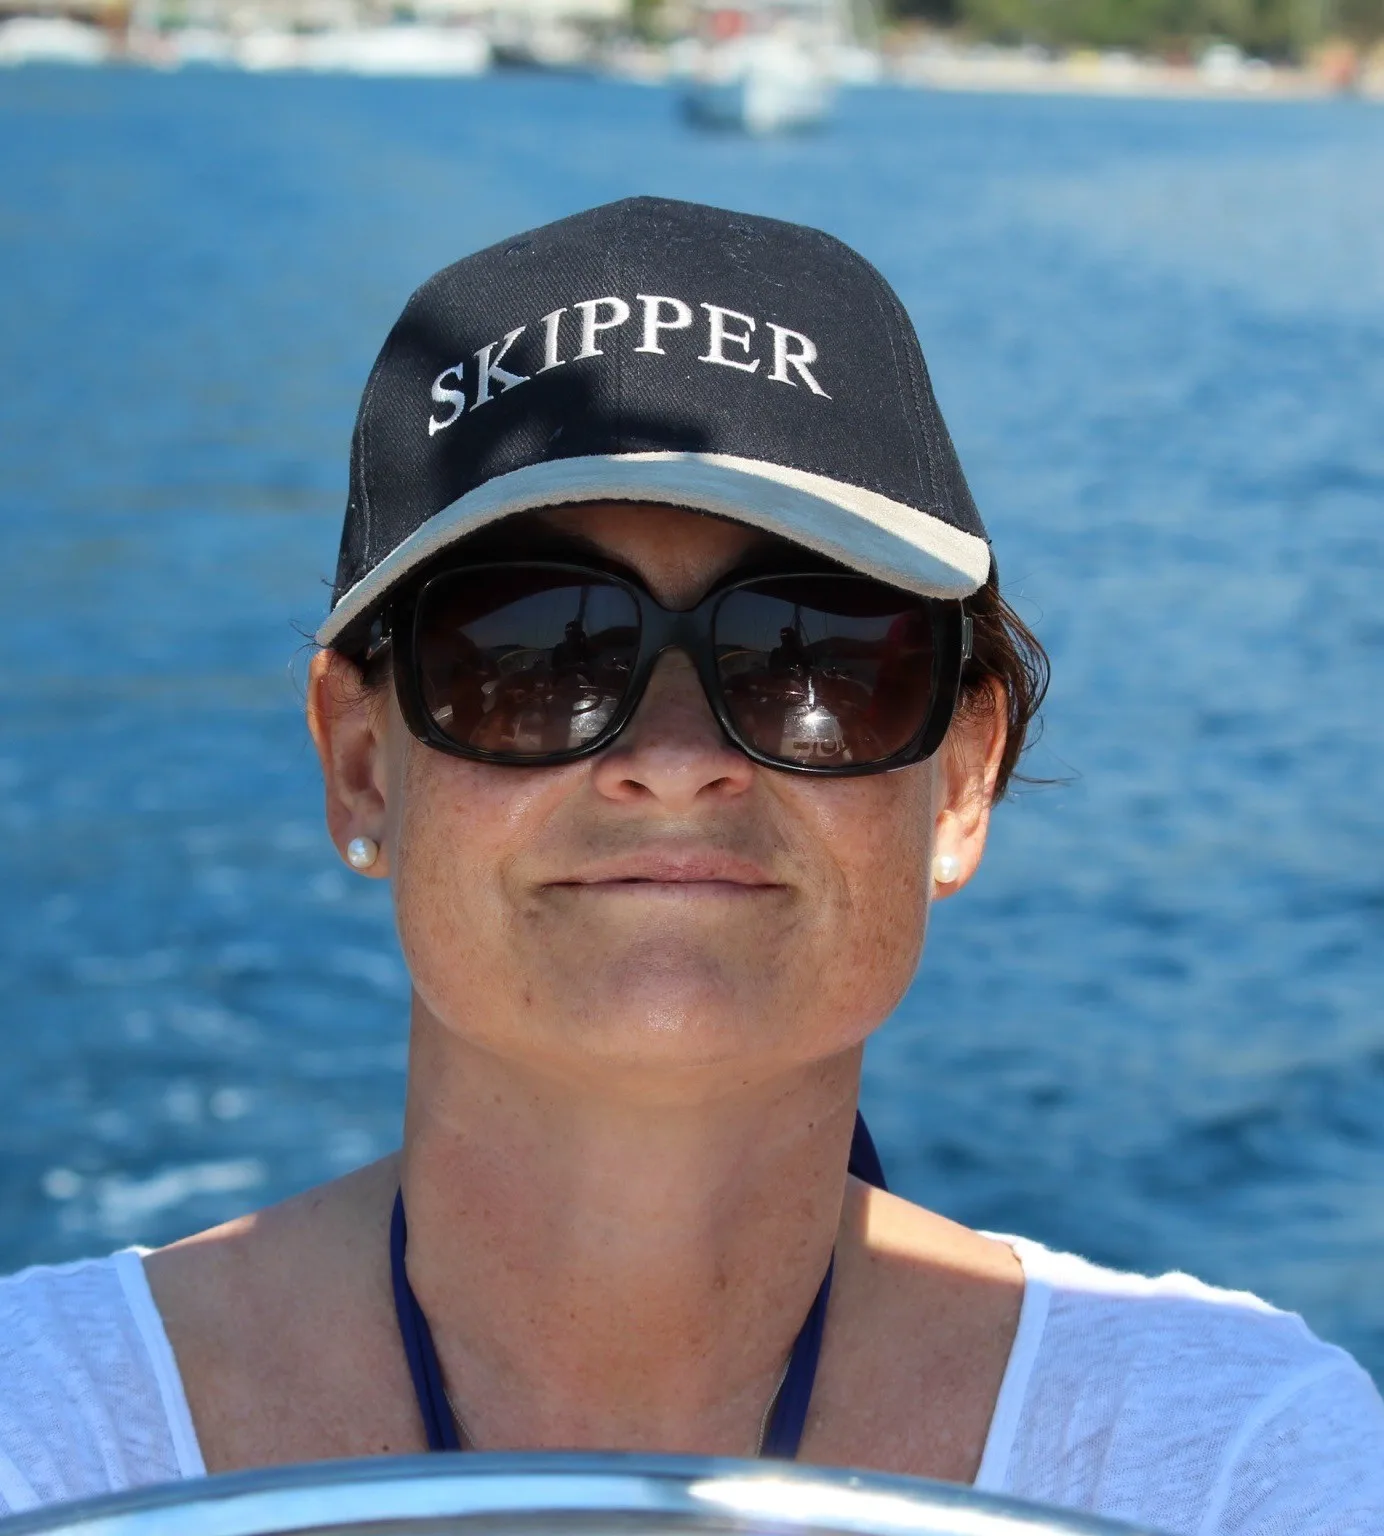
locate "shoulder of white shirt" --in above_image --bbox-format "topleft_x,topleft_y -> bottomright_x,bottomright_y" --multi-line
1,1234 -> 1379,1520
974,1231 -> 1383,1499
991,1228 -> 1364,1391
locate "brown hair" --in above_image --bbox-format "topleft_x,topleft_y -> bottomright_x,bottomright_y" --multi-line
957,564 -> 1050,798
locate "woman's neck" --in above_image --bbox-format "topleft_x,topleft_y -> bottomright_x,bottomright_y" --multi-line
397,1006 -> 861,1454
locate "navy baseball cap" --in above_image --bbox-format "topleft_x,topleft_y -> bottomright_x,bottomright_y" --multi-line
319,196 -> 991,650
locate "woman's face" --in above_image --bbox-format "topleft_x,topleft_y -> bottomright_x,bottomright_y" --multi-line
309,503 -> 1004,1096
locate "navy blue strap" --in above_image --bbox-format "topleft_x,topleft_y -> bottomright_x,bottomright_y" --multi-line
391,1110 -> 886,1458
390,1192 -> 461,1451
848,1108 -> 888,1191
760,1110 -> 885,1456
757,1252 -> 833,1457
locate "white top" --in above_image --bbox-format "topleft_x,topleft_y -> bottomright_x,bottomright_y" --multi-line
1,1238 -> 1382,1533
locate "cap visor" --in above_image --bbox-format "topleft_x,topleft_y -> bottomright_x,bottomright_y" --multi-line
317,451 -> 992,648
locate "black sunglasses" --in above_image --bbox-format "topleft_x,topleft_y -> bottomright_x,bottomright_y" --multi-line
378,560 -> 972,777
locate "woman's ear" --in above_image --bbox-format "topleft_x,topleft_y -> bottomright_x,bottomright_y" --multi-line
307,650 -> 392,878
931,677 -> 1007,900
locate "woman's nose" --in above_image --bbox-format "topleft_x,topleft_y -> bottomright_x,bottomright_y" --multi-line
589,650 -> 755,810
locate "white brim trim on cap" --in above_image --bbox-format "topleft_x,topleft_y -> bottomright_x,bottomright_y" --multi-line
316,451 -> 992,648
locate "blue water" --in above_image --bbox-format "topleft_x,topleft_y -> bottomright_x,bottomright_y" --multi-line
2,68 -> 1382,1380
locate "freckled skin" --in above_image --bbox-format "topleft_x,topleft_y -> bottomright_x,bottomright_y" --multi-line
145,500 -> 1015,1480
376,504 -> 939,1096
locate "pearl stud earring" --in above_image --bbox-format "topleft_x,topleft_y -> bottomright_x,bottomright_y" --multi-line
933,853 -> 960,885
346,836 -> 379,871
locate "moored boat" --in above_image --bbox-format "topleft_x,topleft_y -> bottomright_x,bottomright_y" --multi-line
677,0 -> 870,133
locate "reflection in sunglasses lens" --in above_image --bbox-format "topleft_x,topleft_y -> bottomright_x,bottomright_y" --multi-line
416,571 -> 640,757
714,578 -> 936,767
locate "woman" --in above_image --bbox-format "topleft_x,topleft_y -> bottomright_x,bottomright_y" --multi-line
2,197 -> 1380,1532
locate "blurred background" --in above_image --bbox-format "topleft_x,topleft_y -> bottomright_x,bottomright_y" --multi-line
1,0 -> 1382,1395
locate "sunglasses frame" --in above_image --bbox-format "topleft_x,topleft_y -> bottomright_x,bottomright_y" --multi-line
385,560 -> 972,778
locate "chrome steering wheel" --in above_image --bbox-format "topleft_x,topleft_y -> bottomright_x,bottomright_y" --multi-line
0,1452 -> 1169,1536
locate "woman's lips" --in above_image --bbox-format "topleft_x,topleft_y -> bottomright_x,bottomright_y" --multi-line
550,851 -> 784,893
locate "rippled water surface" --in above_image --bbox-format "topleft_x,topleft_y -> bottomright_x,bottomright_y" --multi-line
2,69 -> 1381,1379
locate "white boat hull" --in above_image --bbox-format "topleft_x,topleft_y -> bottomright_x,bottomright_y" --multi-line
684,57 -> 834,132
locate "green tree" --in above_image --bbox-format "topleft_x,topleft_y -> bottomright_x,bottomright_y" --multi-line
891,0 -> 1384,54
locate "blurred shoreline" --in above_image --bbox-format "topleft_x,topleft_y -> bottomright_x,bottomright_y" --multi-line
2,10 -> 1380,101
880,35 -> 1382,99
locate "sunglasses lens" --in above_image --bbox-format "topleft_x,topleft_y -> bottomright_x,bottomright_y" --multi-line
714,577 -> 937,768
413,568 -> 640,758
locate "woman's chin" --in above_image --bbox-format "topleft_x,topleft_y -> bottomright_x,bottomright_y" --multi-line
433,956 -> 835,1084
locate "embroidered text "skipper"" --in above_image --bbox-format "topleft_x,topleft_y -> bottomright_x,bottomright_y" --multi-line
427,294 -> 829,437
